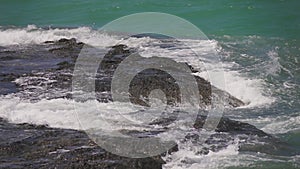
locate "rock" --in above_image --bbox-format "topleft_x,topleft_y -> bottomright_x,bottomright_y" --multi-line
56,61 -> 74,70
48,38 -> 84,58
194,114 -> 296,156
0,118 -> 164,169
44,40 -> 55,44
95,44 -> 244,107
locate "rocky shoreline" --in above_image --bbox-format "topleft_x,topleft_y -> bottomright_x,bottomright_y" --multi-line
0,38 -> 291,168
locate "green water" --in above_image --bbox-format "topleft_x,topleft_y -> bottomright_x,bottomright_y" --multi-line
1,0 -> 299,39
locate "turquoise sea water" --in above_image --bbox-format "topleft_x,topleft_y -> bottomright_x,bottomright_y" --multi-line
1,0 -> 300,39
0,1 -> 299,169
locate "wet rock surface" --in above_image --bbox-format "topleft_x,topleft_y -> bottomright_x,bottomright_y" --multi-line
0,118 -> 164,169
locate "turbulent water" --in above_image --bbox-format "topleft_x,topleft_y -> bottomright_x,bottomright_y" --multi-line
1,1 -> 300,169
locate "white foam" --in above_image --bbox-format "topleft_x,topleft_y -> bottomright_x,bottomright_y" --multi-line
0,96 -> 80,129
0,25 -> 119,47
162,137 -> 300,169
265,49 -> 282,75
230,113 -> 300,134
261,115 -> 300,134
0,96 -> 149,131
162,140 -> 250,169
194,69 -> 274,108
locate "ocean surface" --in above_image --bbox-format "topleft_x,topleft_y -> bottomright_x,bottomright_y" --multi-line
0,1 -> 299,169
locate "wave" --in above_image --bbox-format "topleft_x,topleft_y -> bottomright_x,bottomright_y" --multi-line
0,25 -> 118,47
0,25 -> 275,108
261,115 -> 300,134
162,139 -> 244,169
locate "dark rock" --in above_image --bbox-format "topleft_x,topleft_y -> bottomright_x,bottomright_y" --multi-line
44,41 -> 55,44
0,118 -> 164,169
95,44 -> 244,107
48,38 -> 84,58
58,38 -> 76,43
56,61 -> 74,70
185,62 -> 199,73
129,68 -> 181,106
193,115 -> 270,136
0,73 -> 20,82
